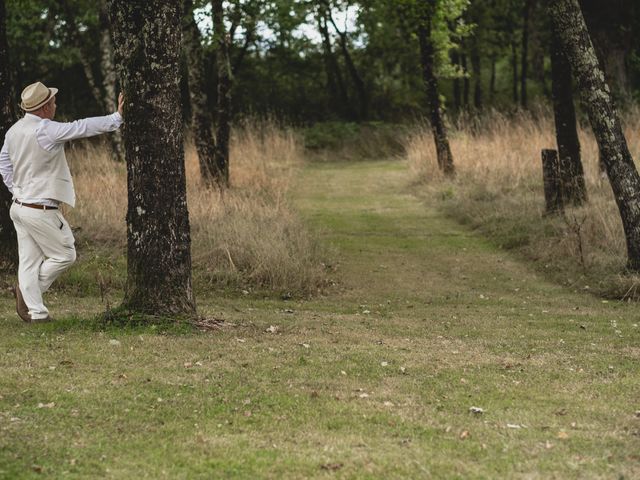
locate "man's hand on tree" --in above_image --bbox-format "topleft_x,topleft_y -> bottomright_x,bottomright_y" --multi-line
118,92 -> 125,116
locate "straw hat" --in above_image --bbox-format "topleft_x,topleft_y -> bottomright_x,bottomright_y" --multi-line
20,82 -> 58,112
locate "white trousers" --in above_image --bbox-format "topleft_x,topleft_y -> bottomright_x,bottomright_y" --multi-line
9,203 -> 76,320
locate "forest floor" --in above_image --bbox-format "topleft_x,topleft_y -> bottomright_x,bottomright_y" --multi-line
0,159 -> 639,479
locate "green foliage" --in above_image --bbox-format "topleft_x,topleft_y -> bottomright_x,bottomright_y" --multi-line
6,0 -> 103,117
3,0 -> 639,121
302,121 -> 408,160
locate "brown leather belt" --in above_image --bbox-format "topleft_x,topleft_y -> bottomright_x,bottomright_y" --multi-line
14,200 -> 58,210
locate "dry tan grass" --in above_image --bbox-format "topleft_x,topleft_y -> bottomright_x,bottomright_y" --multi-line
406,106 -> 640,295
65,119 -> 326,293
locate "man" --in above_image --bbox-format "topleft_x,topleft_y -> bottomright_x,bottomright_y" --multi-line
0,81 -> 124,323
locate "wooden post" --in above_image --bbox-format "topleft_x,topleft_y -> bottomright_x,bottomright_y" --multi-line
542,149 -> 564,214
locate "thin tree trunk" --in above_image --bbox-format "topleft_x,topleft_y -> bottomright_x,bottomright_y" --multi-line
418,0 -> 454,176
550,29 -> 586,205
461,51 -> 470,107
521,0 -> 533,108
490,54 -> 497,99
470,43 -> 482,110
0,0 -> 17,269
511,40 -> 519,104
109,0 -> 196,316
59,0 -> 103,110
451,50 -> 462,110
212,0 -> 231,187
182,0 -> 217,185
549,0 -> 640,271
317,11 -> 352,119
326,11 -> 368,120
99,0 -> 124,162
580,0 -> 633,102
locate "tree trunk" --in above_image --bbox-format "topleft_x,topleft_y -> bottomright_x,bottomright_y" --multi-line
549,0 -> 640,271
489,55 -> 497,99
461,52 -> 470,107
99,0 -> 124,162
182,0 -> 217,185
317,11 -> 352,119
542,149 -> 564,215
511,40 -> 519,104
327,12 -> 368,120
580,0 -> 633,102
59,0 -> 104,111
109,0 -> 196,316
418,0 -> 454,176
212,0 -> 231,187
550,29 -> 587,205
470,44 -> 482,110
451,50 -> 462,110
0,0 -> 17,269
520,0 -> 533,108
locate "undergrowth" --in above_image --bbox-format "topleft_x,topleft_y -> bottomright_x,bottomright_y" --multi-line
407,106 -> 640,299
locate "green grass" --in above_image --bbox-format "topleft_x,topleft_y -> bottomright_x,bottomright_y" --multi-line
1,159 -> 639,478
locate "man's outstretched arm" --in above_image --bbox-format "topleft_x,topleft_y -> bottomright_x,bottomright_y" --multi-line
38,93 -> 125,150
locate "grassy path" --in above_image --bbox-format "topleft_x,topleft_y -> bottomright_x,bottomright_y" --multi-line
0,159 -> 639,479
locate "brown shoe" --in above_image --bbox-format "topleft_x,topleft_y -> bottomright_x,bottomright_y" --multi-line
13,285 -> 31,323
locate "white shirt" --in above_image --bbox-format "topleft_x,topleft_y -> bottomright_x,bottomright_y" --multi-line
0,112 -> 123,206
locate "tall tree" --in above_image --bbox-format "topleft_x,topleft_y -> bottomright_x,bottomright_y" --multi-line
0,0 -> 17,269
212,0 -> 231,187
511,39 -> 518,103
461,48 -> 470,107
451,49 -> 462,109
316,6 -> 352,119
470,40 -> 482,109
99,0 -> 124,161
549,28 -> 586,205
580,0 -> 633,102
520,0 -> 533,107
182,0 -> 218,185
418,0 -> 454,175
322,0 -> 369,119
109,0 -> 196,316
549,0 -> 640,271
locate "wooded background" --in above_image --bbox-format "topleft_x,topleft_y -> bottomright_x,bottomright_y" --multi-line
2,0 -> 638,123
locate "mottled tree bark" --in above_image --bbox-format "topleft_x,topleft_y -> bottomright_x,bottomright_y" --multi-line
109,0 -> 196,315
418,0 -> 454,176
549,0 -> 640,271
0,0 -> 17,269
99,0 -> 124,162
212,0 -> 231,187
549,29 -> 586,205
182,0 -> 217,185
